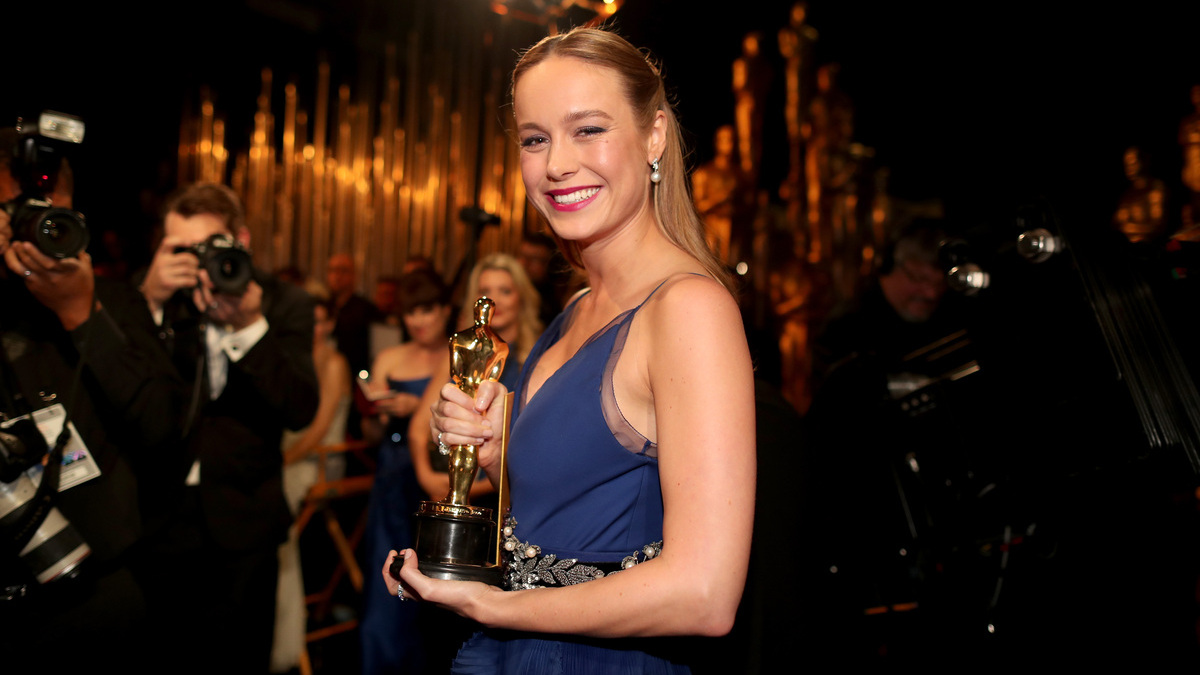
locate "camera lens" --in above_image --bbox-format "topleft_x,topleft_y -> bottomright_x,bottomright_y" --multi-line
218,253 -> 241,278
0,476 -> 91,584
205,247 -> 253,295
7,199 -> 89,259
34,208 -> 90,259
22,205 -> 88,257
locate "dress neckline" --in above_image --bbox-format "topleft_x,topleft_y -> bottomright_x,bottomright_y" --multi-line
518,275 -> 686,412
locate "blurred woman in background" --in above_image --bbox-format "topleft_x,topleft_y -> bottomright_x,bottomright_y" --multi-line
360,268 -> 453,674
272,290 -> 351,673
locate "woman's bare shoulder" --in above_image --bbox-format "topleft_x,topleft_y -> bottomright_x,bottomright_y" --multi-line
373,341 -> 417,373
643,273 -> 739,328
629,273 -> 748,380
324,350 -> 351,387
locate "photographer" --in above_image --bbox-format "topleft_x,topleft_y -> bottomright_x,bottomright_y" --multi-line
134,182 -> 319,673
0,124 -> 184,667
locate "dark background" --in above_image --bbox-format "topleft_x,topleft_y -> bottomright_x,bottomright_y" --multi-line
5,0 -> 1200,260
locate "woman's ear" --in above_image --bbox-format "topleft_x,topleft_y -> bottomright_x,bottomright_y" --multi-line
647,109 -> 667,164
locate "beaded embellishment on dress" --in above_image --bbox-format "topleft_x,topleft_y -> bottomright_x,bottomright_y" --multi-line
501,516 -> 663,591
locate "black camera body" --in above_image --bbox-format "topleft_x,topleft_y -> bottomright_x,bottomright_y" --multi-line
5,196 -> 89,260
175,233 -> 254,295
3,112 -> 89,259
0,418 -> 47,484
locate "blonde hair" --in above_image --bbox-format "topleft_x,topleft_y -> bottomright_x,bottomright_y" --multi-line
511,27 -> 732,292
462,253 -> 543,364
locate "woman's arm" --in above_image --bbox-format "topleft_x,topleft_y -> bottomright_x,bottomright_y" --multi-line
393,276 -> 756,638
283,353 -> 351,465
360,346 -> 403,443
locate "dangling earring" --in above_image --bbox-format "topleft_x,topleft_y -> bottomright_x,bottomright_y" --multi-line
650,158 -> 662,184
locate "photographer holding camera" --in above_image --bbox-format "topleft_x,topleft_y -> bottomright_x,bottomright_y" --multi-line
0,120 -> 184,668
134,182 -> 319,672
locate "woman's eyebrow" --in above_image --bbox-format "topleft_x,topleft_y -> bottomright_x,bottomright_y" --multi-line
517,109 -> 613,132
564,109 -> 613,124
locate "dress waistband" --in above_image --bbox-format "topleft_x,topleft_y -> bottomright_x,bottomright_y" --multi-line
501,516 -> 662,591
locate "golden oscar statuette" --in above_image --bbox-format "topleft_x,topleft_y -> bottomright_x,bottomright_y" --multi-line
394,297 -> 512,585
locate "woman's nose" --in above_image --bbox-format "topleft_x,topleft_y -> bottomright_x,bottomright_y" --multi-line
546,141 -> 577,181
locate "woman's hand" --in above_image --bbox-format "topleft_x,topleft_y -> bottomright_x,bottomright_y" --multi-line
374,391 -> 421,419
381,548 -> 500,621
429,380 -> 508,477
382,549 -> 418,600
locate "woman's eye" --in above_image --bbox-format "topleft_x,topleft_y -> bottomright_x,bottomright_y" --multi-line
578,126 -> 606,137
520,135 -> 548,149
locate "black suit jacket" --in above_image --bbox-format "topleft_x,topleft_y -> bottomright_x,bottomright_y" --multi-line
0,276 -> 186,575
155,271 -> 319,551
333,292 -> 379,378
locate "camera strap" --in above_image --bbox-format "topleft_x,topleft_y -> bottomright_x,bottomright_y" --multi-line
0,302 -> 94,555
179,304 -> 208,440
5,421 -> 70,556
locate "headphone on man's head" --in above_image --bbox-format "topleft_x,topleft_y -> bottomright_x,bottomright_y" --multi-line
876,217 -> 948,276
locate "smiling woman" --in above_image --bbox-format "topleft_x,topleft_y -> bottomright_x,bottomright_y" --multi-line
384,27 -> 756,675
517,61 -> 660,251
510,29 -> 730,287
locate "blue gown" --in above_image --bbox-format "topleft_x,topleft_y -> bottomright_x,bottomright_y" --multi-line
360,376 -> 432,674
452,284 -> 693,674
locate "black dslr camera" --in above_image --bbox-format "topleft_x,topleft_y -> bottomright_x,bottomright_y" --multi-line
3,112 -> 89,259
175,233 -> 253,295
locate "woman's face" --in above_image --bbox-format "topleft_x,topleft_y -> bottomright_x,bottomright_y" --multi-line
403,303 -> 450,347
514,56 -> 664,251
477,268 -> 519,333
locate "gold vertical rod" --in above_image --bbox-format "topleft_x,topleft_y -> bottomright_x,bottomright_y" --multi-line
353,99 -> 372,293
280,83 -> 297,267
296,110 -> 311,271
312,60 -> 331,279
213,118 -> 227,187
403,31 -> 421,264
493,391 -> 513,568
334,84 -> 352,256
199,96 -> 215,183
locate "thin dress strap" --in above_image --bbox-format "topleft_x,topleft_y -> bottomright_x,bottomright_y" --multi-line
599,273 -> 707,457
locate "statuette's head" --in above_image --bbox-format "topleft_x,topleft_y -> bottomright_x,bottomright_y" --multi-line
474,296 -> 495,325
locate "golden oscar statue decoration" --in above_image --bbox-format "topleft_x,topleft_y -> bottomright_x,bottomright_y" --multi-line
397,297 -> 512,585
692,125 -> 748,264
1113,146 -> 1167,244
1176,85 -> 1200,240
